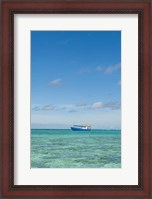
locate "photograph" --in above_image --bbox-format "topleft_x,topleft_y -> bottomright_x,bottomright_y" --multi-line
1,0 -> 151,197
31,31 -> 121,168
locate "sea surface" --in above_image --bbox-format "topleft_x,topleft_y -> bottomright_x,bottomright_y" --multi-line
31,129 -> 121,168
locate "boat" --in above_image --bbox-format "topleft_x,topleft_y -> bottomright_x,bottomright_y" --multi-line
71,125 -> 91,131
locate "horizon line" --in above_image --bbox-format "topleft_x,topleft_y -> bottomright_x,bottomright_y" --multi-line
31,128 -> 121,130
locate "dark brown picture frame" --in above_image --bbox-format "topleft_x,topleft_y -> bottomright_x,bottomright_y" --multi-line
1,0 -> 151,198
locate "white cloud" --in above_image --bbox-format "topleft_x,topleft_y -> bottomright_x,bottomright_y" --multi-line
32,104 -> 55,111
42,104 -> 55,111
76,101 -> 87,107
89,101 -> 120,110
32,101 -> 120,113
90,101 -> 103,109
80,63 -> 120,74
95,63 -> 120,74
104,63 -> 120,74
32,106 -> 41,111
57,40 -> 70,45
31,111 -> 121,129
51,78 -> 62,87
60,104 -> 75,110
95,66 -> 104,72
103,101 -> 121,110
68,109 -> 77,113
80,67 -> 91,73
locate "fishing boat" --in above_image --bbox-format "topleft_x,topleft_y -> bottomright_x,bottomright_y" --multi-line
71,125 -> 91,131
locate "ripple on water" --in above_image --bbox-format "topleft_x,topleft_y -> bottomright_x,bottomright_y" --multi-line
31,129 -> 121,168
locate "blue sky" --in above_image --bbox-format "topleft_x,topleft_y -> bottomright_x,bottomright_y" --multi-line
31,31 -> 121,129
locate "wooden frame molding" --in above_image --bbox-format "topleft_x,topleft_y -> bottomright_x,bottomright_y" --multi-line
1,0 -> 151,198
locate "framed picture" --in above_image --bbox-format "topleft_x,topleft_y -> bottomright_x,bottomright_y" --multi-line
1,0 -> 151,198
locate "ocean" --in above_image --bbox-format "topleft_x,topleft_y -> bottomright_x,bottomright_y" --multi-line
31,129 -> 121,168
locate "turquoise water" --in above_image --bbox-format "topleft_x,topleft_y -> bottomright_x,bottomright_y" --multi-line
31,129 -> 121,168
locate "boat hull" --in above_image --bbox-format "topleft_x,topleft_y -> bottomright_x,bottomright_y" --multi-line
71,127 -> 91,131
